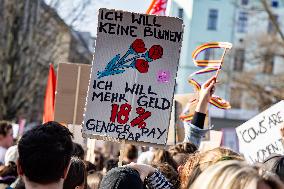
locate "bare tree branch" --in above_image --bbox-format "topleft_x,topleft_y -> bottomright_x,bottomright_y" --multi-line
261,0 -> 284,41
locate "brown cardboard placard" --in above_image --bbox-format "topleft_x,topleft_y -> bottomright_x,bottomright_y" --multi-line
199,130 -> 223,152
54,63 -> 91,125
167,93 -> 210,144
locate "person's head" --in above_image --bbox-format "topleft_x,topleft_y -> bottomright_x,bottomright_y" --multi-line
173,153 -> 189,167
103,158 -> 118,173
152,149 -> 178,170
123,144 -> 138,163
18,121 -> 73,185
0,121 -> 13,149
87,172 -> 103,189
189,160 -> 284,189
99,167 -> 143,189
152,163 -> 180,188
85,161 -> 96,175
0,161 -> 18,185
93,150 -> 104,171
262,154 -> 284,182
180,147 -> 243,189
169,142 -> 197,156
72,143 -> 85,160
63,157 -> 86,189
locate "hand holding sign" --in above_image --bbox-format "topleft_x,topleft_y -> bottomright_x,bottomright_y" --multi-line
189,42 -> 232,110
180,42 -> 232,121
179,76 -> 216,121
196,76 -> 216,114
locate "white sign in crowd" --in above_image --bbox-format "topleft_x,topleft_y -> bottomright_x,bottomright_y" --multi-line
236,101 -> 284,164
82,9 -> 183,145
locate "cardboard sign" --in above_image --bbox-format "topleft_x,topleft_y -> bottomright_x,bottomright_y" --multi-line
82,9 -> 183,145
167,93 -> 209,144
221,128 -> 239,152
199,130 -> 223,152
236,101 -> 284,164
54,63 -> 91,125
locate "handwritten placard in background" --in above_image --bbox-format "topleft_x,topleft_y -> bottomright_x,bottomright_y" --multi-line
82,9 -> 183,145
236,100 -> 284,164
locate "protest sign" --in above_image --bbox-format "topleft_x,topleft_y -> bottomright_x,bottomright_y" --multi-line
236,101 -> 284,164
82,9 -> 183,145
199,130 -> 223,152
221,128 -> 239,152
167,93 -> 210,144
54,63 -> 91,125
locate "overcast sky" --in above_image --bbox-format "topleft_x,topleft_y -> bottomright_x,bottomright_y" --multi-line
50,0 -> 153,36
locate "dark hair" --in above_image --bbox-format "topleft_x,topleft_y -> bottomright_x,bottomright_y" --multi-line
124,144 -> 138,161
63,157 -> 86,189
18,121 -> 73,184
104,158 -> 118,172
0,121 -> 12,136
72,142 -> 85,160
173,153 -> 189,167
169,142 -> 197,156
152,149 -> 178,170
85,161 -> 96,174
262,154 -> 284,182
93,150 -> 104,171
99,167 -> 143,189
152,163 -> 180,189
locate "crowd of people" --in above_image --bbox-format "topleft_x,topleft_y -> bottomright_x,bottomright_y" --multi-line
0,76 -> 284,189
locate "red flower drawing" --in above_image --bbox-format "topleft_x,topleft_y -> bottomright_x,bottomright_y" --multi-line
148,45 -> 163,60
135,59 -> 149,73
131,39 -> 147,53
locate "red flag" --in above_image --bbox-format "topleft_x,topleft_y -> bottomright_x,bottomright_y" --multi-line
43,64 -> 57,123
146,0 -> 168,16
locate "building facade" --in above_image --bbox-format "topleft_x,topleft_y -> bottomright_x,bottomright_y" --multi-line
169,0 -> 284,149
0,0 -> 94,121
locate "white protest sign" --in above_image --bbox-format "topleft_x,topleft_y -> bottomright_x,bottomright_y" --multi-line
82,9 -> 183,145
236,101 -> 284,164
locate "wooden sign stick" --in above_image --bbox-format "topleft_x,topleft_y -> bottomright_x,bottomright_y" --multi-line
118,140 -> 126,166
214,48 -> 228,79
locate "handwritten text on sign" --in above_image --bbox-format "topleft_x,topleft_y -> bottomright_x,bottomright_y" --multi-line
236,101 -> 284,163
82,9 -> 183,145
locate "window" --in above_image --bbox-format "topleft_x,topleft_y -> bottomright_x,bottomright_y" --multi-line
241,0 -> 249,5
233,49 -> 245,71
230,88 -> 242,109
207,9 -> 218,30
263,54 -> 274,74
271,0 -> 279,8
268,15 -> 278,33
237,12 -> 248,33
178,8 -> 184,19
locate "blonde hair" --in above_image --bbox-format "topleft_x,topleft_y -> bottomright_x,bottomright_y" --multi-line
87,172 -> 103,189
189,160 -> 284,189
180,147 -> 243,189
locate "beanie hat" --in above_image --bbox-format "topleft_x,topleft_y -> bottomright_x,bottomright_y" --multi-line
99,167 -> 144,189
